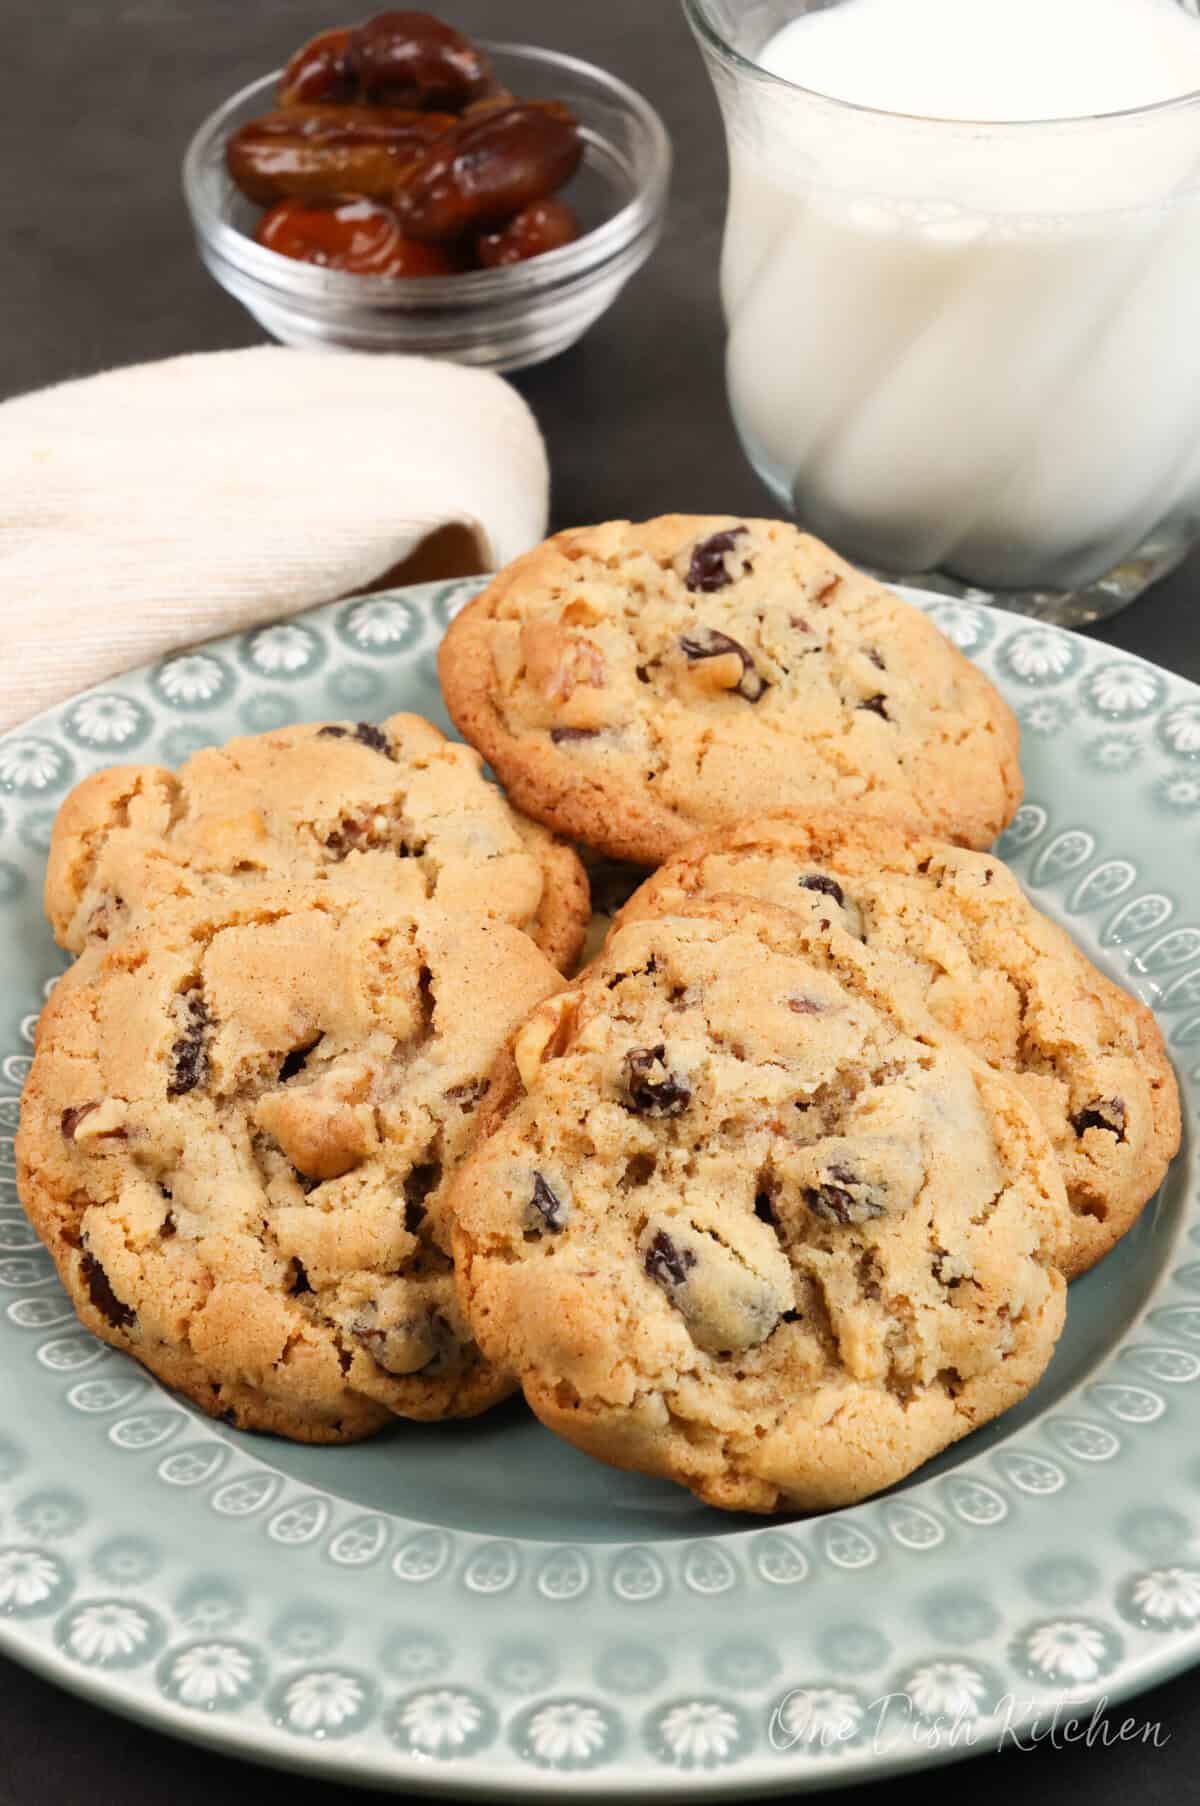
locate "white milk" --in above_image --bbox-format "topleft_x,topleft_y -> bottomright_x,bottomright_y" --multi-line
721,0 -> 1200,590
757,0 -> 1200,122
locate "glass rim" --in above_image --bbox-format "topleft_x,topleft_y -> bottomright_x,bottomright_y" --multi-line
182,40 -> 672,308
681,0 -> 1200,129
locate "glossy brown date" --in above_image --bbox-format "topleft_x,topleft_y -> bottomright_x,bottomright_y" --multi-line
279,27 -> 357,105
279,12 -> 492,111
395,101 -> 583,242
255,196 -> 458,275
254,15 -> 589,277
349,10 -> 494,108
477,197 -> 582,267
227,105 -> 455,204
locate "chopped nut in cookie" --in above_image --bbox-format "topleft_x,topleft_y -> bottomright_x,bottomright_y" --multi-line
254,1064 -> 375,1182
678,629 -> 768,702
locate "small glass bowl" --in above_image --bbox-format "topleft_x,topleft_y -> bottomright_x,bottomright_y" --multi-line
183,43 -> 671,371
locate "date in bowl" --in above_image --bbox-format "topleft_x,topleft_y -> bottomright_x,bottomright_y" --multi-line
183,42 -> 671,371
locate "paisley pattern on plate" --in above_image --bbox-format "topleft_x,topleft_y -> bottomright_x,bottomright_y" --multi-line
0,581 -> 1197,1794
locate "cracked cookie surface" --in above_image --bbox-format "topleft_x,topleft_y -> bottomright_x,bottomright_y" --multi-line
44,712 -> 589,973
16,886 -> 563,1441
449,899 -> 1068,1513
437,516 -> 1022,864
616,809 -> 1181,1280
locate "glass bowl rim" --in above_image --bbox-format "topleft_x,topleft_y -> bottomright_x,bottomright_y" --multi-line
183,39 -> 672,310
681,0 -> 1200,131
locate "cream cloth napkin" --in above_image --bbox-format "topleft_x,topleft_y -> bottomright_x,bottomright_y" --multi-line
0,346 -> 550,733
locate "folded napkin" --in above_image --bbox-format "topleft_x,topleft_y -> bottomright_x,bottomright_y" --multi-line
0,346 -> 550,734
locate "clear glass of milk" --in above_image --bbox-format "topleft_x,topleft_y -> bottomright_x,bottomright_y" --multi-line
683,0 -> 1200,622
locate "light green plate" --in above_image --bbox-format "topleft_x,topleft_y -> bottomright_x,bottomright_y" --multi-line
0,580 -> 1198,1794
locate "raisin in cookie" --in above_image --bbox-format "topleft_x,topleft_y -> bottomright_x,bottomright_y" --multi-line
45,713 -> 589,973
16,886 -> 563,1441
438,517 -> 1022,864
449,899 -> 1068,1513
616,808 -> 1181,1280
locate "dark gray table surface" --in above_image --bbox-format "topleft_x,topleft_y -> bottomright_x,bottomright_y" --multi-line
2,1 -> 1198,1800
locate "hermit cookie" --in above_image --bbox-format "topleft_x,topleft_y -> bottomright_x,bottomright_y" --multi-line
44,712 -> 589,973
437,516 -> 1022,864
450,899 -> 1068,1513
16,886 -> 563,1441
616,808 -> 1181,1280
